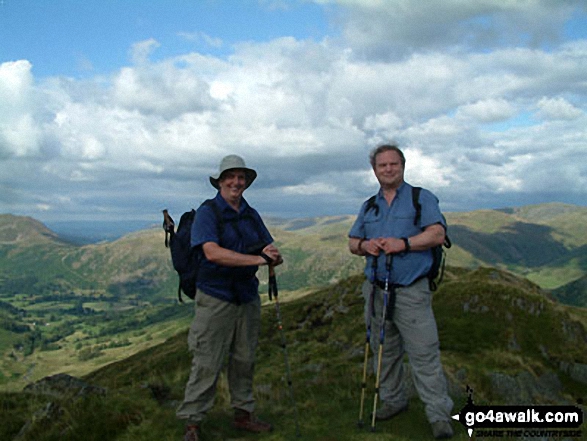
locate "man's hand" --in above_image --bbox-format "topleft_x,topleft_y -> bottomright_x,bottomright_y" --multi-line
262,244 -> 283,266
361,238 -> 383,256
374,237 -> 405,255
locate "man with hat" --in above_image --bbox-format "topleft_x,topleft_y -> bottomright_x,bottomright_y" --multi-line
177,154 -> 283,441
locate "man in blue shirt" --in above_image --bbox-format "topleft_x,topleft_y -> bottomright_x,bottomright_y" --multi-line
349,144 -> 454,439
177,155 -> 282,441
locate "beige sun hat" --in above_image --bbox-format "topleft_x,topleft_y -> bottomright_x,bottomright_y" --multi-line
209,154 -> 257,189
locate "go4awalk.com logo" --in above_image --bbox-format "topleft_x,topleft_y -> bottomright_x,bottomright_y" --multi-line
451,387 -> 584,439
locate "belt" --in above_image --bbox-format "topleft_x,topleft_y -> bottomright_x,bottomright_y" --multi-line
375,275 -> 426,290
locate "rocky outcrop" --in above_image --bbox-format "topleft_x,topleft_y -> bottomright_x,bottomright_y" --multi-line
15,374 -> 107,440
23,373 -> 107,398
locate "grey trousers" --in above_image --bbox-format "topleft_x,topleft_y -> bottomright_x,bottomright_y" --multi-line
176,291 -> 261,423
363,278 -> 453,423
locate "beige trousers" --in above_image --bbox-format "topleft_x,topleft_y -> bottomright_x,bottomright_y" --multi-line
176,291 -> 261,423
363,277 -> 453,423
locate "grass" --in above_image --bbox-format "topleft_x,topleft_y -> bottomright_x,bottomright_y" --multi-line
2,268 -> 587,440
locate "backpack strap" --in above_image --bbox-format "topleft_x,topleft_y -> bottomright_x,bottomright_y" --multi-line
202,199 -> 267,254
201,199 -> 225,244
365,195 -> 379,216
365,187 -> 422,227
411,186 -> 422,228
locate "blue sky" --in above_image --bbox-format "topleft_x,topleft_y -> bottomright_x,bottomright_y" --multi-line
1,1 -> 331,78
1,0 -> 587,228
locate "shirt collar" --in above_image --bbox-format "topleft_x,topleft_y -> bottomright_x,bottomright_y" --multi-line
377,181 -> 409,200
215,191 -> 249,214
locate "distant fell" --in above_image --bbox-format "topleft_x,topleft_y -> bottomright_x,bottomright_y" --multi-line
552,274 -> 587,307
2,202 -> 587,297
0,214 -> 62,245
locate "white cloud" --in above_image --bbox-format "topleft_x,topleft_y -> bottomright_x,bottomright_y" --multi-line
129,38 -> 161,65
456,99 -> 516,123
1,1 -> 587,222
326,0 -> 585,59
283,182 -> 338,195
404,148 -> 451,189
536,97 -> 583,120
177,31 -> 223,49
0,60 -> 40,157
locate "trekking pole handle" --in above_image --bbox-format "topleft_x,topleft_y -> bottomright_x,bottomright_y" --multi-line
162,209 -> 174,231
385,253 -> 392,270
162,209 -> 175,248
268,265 -> 277,301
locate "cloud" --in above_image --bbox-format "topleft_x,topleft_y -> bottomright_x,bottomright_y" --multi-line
326,0 -> 586,60
129,38 -> 161,65
456,99 -> 516,123
0,60 -> 41,157
177,31 -> 223,49
283,182 -> 338,195
1,1 -> 586,222
536,96 -> 584,120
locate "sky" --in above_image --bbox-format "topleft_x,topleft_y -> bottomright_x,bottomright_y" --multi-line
1,0 -> 587,228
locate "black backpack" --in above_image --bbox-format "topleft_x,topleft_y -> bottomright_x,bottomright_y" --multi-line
162,200 -> 269,303
162,200 -> 223,303
365,186 -> 452,291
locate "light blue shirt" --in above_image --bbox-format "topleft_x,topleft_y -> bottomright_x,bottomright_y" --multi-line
349,182 -> 446,286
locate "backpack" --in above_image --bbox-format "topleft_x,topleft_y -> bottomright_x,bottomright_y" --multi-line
162,199 -> 269,302
162,200 -> 223,303
411,187 -> 452,291
365,186 -> 452,291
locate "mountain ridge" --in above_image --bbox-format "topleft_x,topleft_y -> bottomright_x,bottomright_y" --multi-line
1,203 -> 586,393
3,202 -> 586,291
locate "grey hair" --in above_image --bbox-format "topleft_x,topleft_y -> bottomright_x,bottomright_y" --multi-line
369,144 -> 406,168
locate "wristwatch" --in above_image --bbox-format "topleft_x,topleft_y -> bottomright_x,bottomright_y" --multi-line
401,237 -> 411,252
358,238 -> 366,251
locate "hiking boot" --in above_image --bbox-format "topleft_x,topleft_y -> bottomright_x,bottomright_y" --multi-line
233,410 -> 273,433
431,420 -> 454,439
183,424 -> 200,441
374,402 -> 408,421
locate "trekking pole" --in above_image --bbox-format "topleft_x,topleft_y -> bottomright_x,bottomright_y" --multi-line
162,209 -> 175,247
268,265 -> 301,438
370,253 -> 393,432
358,256 -> 378,428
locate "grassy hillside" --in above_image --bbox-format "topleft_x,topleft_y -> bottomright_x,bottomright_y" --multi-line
445,203 -> 587,288
1,203 -> 586,395
2,268 -> 586,440
553,274 -> 587,307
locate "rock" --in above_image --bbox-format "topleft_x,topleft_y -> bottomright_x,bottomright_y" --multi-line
14,402 -> 63,440
490,370 -> 564,404
16,374 -> 106,440
23,373 -> 107,398
560,362 -> 587,385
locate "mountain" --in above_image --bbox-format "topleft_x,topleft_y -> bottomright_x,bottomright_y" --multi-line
1,204 -> 586,392
2,268 -> 586,440
2,203 -> 586,298
445,203 -> 587,288
552,274 -> 587,307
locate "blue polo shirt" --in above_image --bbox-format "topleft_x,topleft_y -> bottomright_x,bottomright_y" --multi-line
349,182 -> 446,286
191,192 -> 273,304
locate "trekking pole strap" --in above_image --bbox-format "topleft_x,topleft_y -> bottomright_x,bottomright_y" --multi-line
268,265 -> 278,301
369,254 -> 378,318
384,254 -> 396,322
